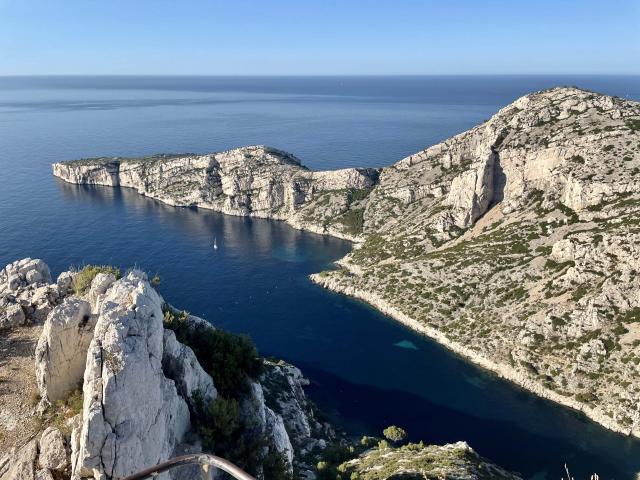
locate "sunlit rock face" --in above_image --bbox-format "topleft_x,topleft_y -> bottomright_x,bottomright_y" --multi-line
1,258 -> 59,329
73,270 -> 191,479
53,145 -> 380,241
35,298 -> 94,404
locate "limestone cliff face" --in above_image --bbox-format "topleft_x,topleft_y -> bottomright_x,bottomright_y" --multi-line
359,87 -> 640,238
53,146 -> 380,241
51,87 -> 640,438
73,271 -> 192,479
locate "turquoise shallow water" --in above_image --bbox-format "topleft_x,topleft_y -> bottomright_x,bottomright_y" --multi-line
1,76 -> 640,479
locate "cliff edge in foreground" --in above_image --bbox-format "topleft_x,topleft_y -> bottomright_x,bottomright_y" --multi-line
53,87 -> 640,438
0,259 -> 521,480
0,259 -> 333,480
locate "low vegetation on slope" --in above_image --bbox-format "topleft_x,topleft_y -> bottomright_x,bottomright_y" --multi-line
72,264 -> 121,294
314,426 -> 522,480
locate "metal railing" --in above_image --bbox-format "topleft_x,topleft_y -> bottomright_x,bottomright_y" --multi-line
121,454 -> 256,480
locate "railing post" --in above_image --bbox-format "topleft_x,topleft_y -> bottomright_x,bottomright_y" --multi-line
201,463 -> 212,480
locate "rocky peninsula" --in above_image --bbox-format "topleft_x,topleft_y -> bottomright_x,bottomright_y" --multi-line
52,146 -> 379,241
53,87 -> 640,440
0,259 -> 520,480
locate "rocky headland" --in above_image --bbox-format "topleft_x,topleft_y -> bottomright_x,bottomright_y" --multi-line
53,87 -> 640,440
52,146 -> 379,241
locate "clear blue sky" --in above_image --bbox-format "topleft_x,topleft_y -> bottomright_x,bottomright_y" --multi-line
1,0 -> 638,75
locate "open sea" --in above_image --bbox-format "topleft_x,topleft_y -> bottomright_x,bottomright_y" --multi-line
1,75 -> 640,479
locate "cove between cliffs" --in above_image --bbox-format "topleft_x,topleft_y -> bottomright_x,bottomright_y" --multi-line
53,172 -> 632,442
45,178 -> 640,479
50,146 -> 638,443
309,269 -> 631,438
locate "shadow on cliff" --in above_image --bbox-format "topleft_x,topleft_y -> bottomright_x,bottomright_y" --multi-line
491,153 -> 507,206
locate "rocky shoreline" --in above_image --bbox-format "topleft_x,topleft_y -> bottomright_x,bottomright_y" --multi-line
310,270 -> 631,437
52,146 -> 380,242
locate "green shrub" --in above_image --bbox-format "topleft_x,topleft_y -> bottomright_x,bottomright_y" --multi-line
347,187 -> 374,203
544,259 -> 575,271
556,203 -> 579,224
192,393 -> 240,449
316,461 -> 332,480
535,245 -> 552,255
316,443 -> 358,480
335,208 -> 365,235
572,286 -> 588,302
163,306 -> 278,476
575,392 -> 597,403
383,425 -> 408,443
263,451 -> 292,480
626,119 -> 640,132
612,323 -> 628,336
163,306 -> 263,397
73,265 -> 121,294
50,388 -> 83,433
510,242 -> 529,254
192,393 -> 267,475
619,307 -> 640,324
360,436 -> 378,447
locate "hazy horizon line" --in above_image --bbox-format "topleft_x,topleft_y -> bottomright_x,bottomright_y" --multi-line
2,73 -> 639,78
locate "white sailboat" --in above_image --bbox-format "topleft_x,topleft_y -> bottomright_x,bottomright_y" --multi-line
213,237 -> 218,250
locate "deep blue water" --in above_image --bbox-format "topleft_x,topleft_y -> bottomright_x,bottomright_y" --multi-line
1,76 -> 640,479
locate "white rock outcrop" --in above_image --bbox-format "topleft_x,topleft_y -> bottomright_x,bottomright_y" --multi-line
35,298 -> 95,403
56,271 -> 76,297
0,439 -> 39,480
1,259 -> 61,329
0,259 -> 52,289
87,273 -> 116,312
0,427 -> 69,480
38,427 -> 68,472
261,361 -> 335,474
53,146 -> 380,241
0,256 -> 340,479
265,408 -> 294,467
73,270 -> 190,479
4,303 -> 25,328
445,153 -> 496,228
